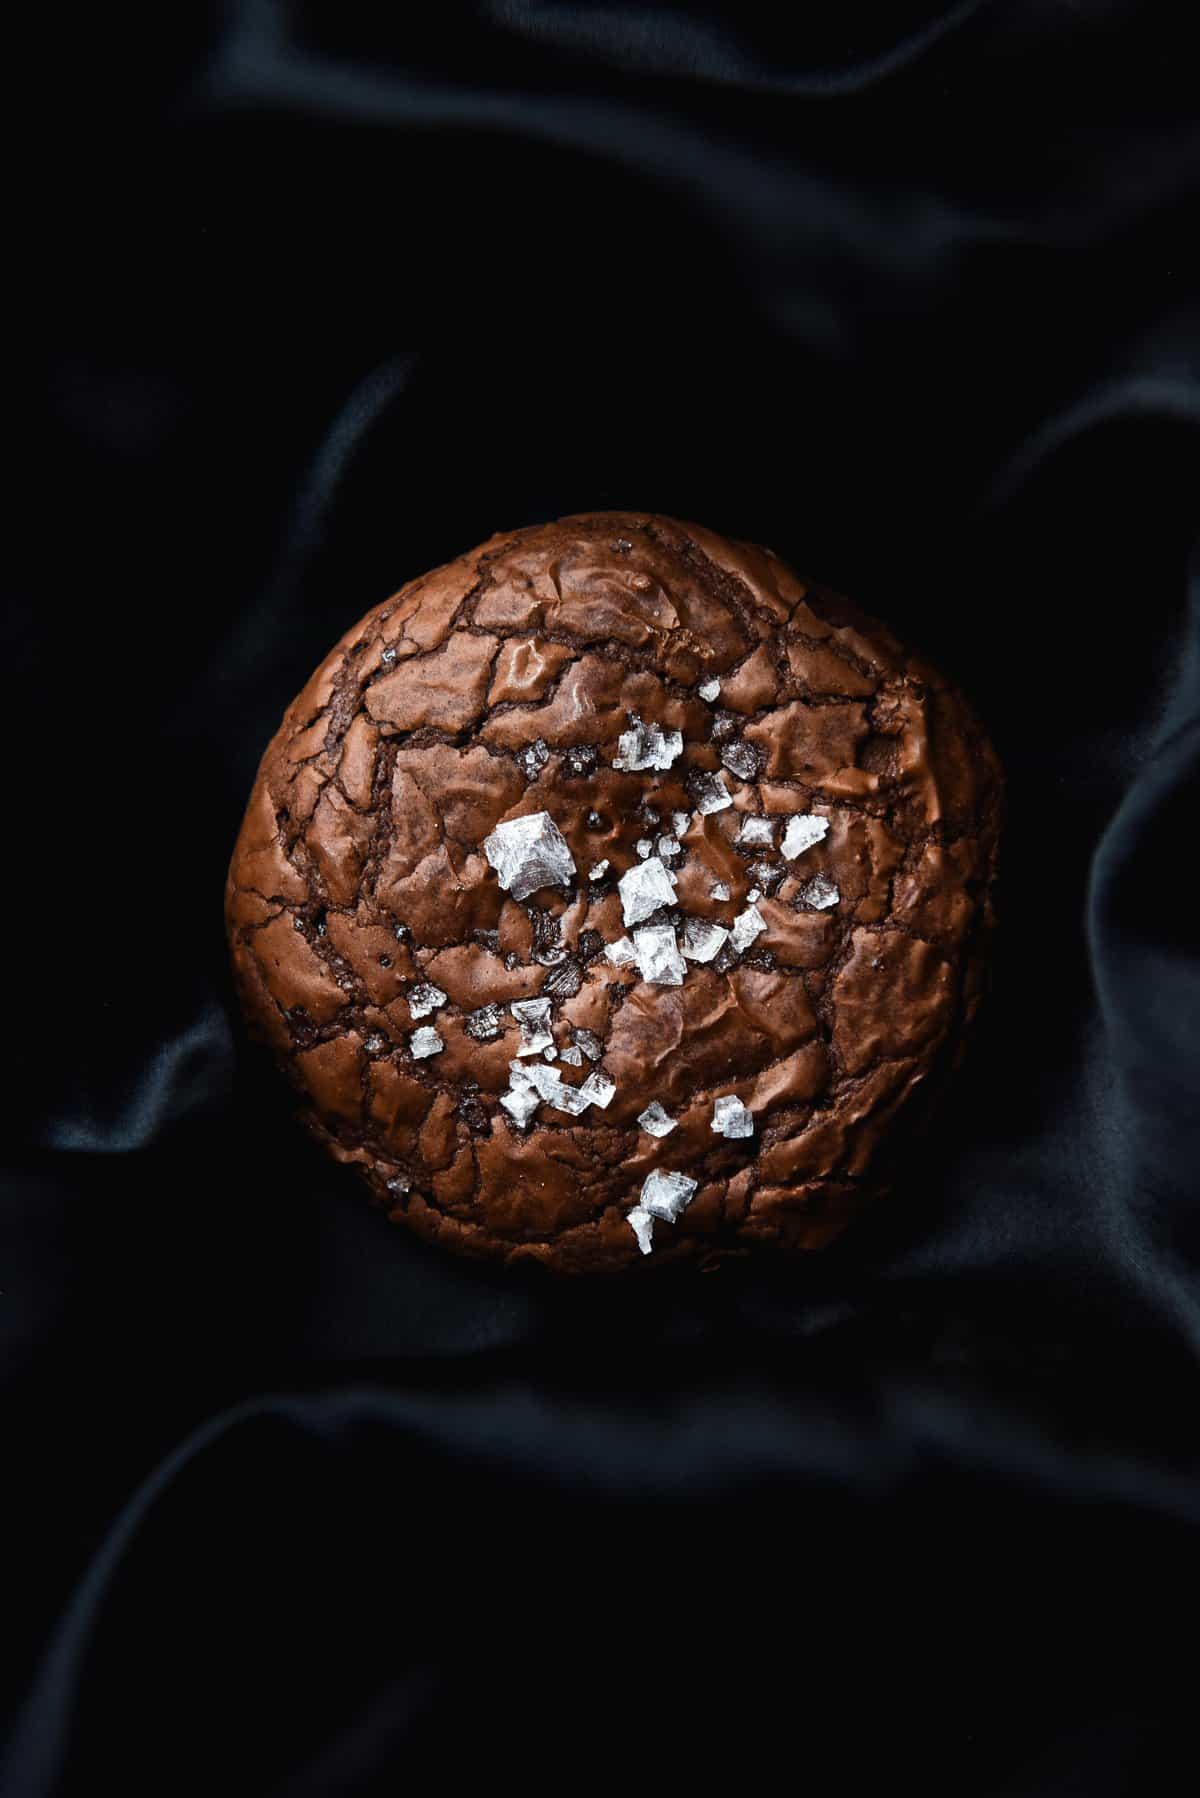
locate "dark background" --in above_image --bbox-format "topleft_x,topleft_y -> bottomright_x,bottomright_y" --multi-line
5,4 -> 1200,1792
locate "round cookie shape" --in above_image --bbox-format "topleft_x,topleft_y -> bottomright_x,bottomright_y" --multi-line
225,513 -> 1002,1273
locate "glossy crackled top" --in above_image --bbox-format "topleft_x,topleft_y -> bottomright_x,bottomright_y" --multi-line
226,512 -> 1001,1271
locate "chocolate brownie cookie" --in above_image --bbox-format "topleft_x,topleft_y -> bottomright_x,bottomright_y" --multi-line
225,513 -> 1001,1272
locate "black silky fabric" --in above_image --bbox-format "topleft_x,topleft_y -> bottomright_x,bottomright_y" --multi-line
5,4 -> 1200,1792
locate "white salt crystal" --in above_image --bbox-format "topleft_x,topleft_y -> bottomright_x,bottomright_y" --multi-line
512,996 -> 554,1057
720,741 -> 759,782
514,1061 -> 587,1114
693,771 -> 733,815
560,1045 -> 584,1067
612,716 -> 684,772
588,859 -> 610,881
736,816 -> 775,848
798,874 -> 840,911
407,982 -> 447,1019
781,814 -> 830,860
546,1080 -> 591,1116
605,936 -> 639,967
483,811 -> 576,901
579,1070 -> 616,1109
710,880 -> 731,902
410,1027 -> 443,1060
517,739 -> 550,780
618,856 -> 677,926
636,839 -> 654,859
632,924 -> 687,985
730,905 -> 766,952
465,1004 -> 503,1040
697,678 -> 721,702
672,812 -> 691,835
500,1085 -> 539,1126
638,1101 -> 678,1137
639,1169 -> 699,1222
627,1206 -> 655,1254
712,1094 -> 754,1139
656,836 -> 681,858
680,917 -> 730,963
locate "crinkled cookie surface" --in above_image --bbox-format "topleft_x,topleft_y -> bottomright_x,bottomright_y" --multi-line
225,512 -> 1002,1272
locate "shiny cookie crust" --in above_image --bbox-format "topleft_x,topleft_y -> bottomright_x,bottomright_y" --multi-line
225,512 -> 1002,1272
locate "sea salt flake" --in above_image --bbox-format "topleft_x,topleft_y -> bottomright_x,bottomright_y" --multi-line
513,1062 -> 560,1099
517,739 -> 551,780
465,1004 -> 504,1041
612,715 -> 684,772
500,1085 -> 540,1127
798,874 -> 840,911
748,860 -> 784,894
638,1101 -> 678,1137
512,998 -> 552,1025
628,1206 -> 655,1255
680,917 -> 730,963
588,860 -> 610,881
673,811 -> 691,835
407,982 -> 447,1019
579,1070 -> 616,1109
380,646 -> 398,666
697,678 -> 721,702
515,1061 -> 591,1115
605,935 -> 639,967
781,814 -> 830,859
639,1169 -> 699,1223
720,741 -> 761,782
693,771 -> 732,815
656,836 -> 681,858
573,1028 -> 604,1061
636,839 -> 653,859
512,995 -> 555,1056
483,812 -> 576,901
712,1094 -> 754,1139
547,1080 -> 591,1116
618,856 -> 678,925
632,924 -> 687,985
710,880 -> 731,902
736,815 -> 775,848
410,1027 -> 444,1059
560,1045 -> 584,1067
641,807 -> 660,827
730,905 -> 766,952
386,1174 -> 411,1195
543,1046 -> 558,1062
